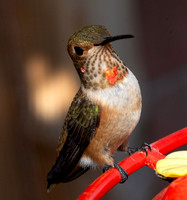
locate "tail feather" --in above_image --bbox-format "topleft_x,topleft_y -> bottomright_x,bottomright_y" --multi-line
47,160 -> 89,189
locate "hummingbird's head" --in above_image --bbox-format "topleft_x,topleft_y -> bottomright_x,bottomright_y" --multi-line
67,25 -> 134,90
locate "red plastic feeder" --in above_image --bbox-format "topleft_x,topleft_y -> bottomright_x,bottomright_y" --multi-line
78,127 -> 187,200
153,175 -> 187,200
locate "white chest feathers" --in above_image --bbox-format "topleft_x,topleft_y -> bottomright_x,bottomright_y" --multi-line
82,69 -> 142,111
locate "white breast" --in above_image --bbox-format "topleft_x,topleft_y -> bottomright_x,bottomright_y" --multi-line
82,69 -> 141,111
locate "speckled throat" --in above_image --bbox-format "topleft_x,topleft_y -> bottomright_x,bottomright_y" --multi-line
74,44 -> 128,90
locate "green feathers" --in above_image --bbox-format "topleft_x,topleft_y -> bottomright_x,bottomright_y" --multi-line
72,99 -> 100,128
68,25 -> 110,46
57,89 -> 100,154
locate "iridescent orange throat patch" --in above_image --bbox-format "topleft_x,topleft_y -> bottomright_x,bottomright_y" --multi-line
105,66 -> 124,84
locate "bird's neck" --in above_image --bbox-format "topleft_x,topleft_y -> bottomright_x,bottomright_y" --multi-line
78,45 -> 129,91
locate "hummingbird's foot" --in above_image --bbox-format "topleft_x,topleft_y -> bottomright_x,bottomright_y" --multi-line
113,162 -> 128,183
103,164 -> 112,173
103,163 -> 128,184
127,142 -> 151,156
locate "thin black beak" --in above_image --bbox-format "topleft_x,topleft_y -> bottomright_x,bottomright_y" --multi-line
94,35 -> 134,46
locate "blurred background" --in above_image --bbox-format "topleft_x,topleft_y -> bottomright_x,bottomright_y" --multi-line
0,0 -> 186,199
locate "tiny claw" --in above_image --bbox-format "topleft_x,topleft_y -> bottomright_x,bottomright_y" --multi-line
142,142 -> 151,156
103,165 -> 112,173
127,142 -> 151,156
103,163 -> 128,184
113,162 -> 128,183
127,147 -> 138,155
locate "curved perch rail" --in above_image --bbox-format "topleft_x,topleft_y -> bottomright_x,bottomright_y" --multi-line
78,127 -> 187,200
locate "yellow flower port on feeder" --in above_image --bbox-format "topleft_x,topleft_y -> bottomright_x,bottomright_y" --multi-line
156,151 -> 187,178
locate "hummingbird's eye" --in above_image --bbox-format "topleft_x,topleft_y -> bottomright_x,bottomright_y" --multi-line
74,46 -> 84,56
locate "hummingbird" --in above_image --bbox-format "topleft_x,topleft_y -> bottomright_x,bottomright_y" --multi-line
47,25 -> 142,189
